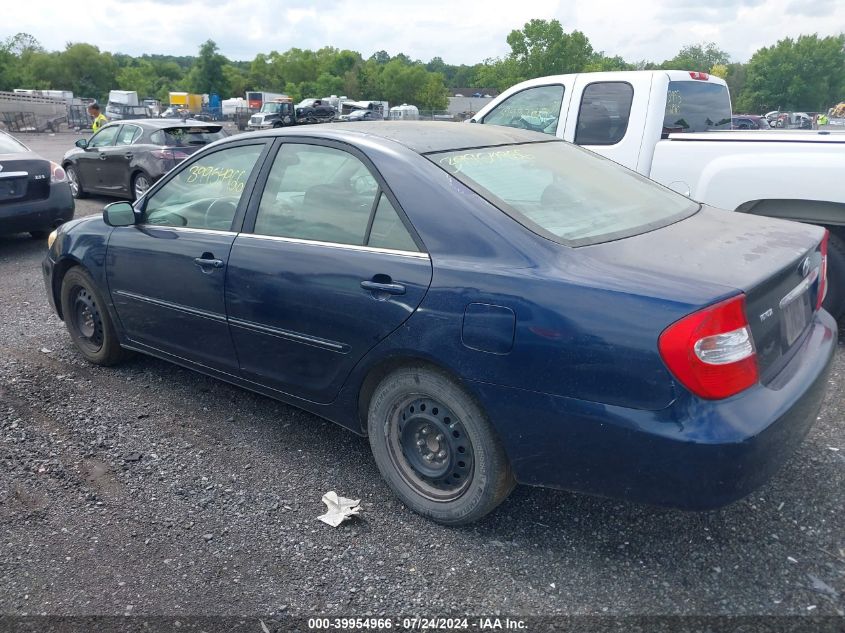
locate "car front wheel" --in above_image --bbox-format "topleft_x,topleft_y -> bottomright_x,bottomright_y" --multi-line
60,267 -> 127,366
368,365 -> 515,525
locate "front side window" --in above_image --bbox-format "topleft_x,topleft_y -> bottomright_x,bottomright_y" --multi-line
575,82 -> 633,146
117,125 -> 141,146
432,141 -> 697,247
88,125 -> 119,148
481,85 -> 564,136
142,144 -> 264,231
663,80 -> 731,135
254,143 -> 418,250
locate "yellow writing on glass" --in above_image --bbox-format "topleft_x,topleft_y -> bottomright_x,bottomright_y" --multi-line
439,149 -> 533,169
185,165 -> 248,193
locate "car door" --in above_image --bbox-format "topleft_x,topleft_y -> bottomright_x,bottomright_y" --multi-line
106,138 -> 271,373
107,123 -> 142,195
226,140 -> 433,403
76,124 -> 120,192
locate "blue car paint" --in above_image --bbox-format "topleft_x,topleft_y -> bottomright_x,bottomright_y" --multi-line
43,123 -> 837,510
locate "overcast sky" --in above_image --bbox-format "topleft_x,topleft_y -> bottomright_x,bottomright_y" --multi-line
3,0 -> 844,65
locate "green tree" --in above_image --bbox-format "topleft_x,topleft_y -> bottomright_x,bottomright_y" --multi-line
506,19 -> 594,79
188,39 -> 228,95
661,42 -> 730,72
416,73 -> 448,110
738,34 -> 845,112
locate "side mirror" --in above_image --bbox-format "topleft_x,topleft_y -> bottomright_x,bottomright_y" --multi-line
103,201 -> 137,227
75,138 -> 88,149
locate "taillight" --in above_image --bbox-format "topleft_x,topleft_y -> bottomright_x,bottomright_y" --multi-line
817,230 -> 829,311
151,149 -> 190,161
659,294 -> 758,400
688,71 -> 710,81
50,161 -> 67,184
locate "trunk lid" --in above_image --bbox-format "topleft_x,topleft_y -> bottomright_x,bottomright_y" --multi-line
0,152 -> 50,205
584,206 -> 826,381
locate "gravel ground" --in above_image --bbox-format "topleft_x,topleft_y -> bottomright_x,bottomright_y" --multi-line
0,132 -> 843,619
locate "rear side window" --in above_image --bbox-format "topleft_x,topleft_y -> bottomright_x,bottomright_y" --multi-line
151,127 -> 226,147
481,85 -> 564,136
664,81 -> 731,134
432,141 -> 697,247
117,125 -> 142,145
575,82 -> 633,145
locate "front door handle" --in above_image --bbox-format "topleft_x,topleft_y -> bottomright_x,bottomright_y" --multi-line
98,153 -> 107,160
124,153 -> 133,159
361,280 -> 405,295
194,255 -> 224,269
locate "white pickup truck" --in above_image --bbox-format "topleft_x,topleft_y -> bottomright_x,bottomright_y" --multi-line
470,70 -> 845,318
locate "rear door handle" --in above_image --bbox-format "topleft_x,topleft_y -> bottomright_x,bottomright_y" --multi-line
360,280 -> 405,295
194,256 -> 224,269
124,153 -> 133,159
98,153 -> 107,160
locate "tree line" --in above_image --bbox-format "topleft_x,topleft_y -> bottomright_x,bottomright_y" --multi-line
1,21 -> 843,113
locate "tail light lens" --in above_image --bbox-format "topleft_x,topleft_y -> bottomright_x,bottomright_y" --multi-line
151,149 -> 190,161
50,161 -> 67,184
659,294 -> 758,400
817,230 -> 829,311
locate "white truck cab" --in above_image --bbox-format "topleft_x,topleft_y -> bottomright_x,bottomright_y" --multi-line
471,70 -> 845,318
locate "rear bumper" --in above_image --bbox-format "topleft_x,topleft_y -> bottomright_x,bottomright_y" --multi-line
472,309 -> 837,509
0,182 -> 74,235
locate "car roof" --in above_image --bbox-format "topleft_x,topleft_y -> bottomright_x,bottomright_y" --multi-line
102,118 -> 221,130
253,121 -> 556,154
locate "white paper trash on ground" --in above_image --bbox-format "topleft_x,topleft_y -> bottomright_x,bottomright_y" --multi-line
317,491 -> 361,527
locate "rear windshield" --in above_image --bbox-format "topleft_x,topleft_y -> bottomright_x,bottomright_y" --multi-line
431,141 -> 697,247
664,81 -> 732,134
152,126 -> 226,147
0,132 -> 28,154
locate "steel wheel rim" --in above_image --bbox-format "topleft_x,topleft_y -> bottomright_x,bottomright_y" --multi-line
72,286 -> 104,351
387,396 -> 474,502
67,168 -> 79,196
134,176 -> 149,199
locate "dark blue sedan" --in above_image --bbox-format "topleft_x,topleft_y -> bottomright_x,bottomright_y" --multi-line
43,122 -> 835,525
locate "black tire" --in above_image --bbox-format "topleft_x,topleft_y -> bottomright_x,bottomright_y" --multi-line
368,365 -> 515,525
59,267 -> 128,366
65,165 -> 87,199
823,232 -> 845,321
29,230 -> 48,240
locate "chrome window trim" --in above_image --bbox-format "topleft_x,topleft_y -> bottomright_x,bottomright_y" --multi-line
237,232 -> 430,259
136,224 -> 238,237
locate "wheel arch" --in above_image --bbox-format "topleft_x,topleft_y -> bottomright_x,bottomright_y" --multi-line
51,256 -> 85,320
355,354 -> 485,436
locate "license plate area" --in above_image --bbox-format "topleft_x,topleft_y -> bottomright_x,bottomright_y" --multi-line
780,284 -> 812,346
0,176 -> 28,201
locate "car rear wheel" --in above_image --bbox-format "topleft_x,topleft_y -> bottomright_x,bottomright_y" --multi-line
65,165 -> 86,199
368,365 -> 515,525
132,173 -> 151,201
60,267 -> 128,366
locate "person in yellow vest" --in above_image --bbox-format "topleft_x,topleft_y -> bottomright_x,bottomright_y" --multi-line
818,112 -> 829,127
87,103 -> 108,132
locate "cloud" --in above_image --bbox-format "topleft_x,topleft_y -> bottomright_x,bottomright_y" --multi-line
0,0 -> 842,68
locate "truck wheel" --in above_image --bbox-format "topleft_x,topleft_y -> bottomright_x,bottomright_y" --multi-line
367,365 -> 515,525
823,233 -> 845,320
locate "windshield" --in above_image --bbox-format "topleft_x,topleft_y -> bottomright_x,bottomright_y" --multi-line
663,81 -> 732,134
157,126 -> 226,146
431,141 -> 697,247
0,131 -> 28,154
260,102 -> 290,114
